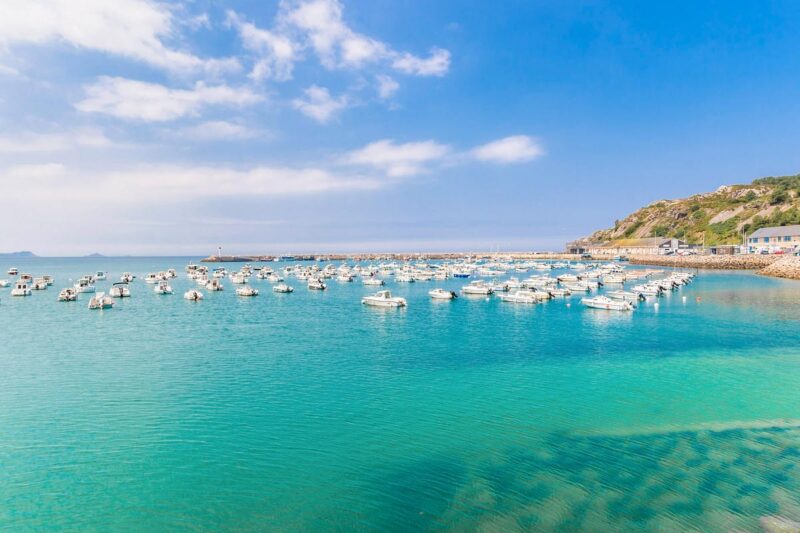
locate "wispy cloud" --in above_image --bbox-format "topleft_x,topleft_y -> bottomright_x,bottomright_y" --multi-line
392,48 -> 450,77
375,74 -> 399,100
472,135 -> 544,163
340,139 -> 449,176
226,10 -> 297,82
75,77 -> 264,122
170,121 -> 263,141
292,85 -> 349,123
0,0 -> 239,75
0,128 -> 112,153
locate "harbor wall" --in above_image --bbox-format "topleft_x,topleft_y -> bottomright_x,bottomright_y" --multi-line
628,254 -> 780,270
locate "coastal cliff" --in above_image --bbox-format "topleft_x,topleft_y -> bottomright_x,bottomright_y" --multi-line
585,173 -> 800,246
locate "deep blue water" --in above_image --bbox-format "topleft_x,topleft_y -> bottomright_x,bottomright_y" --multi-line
2,257 -> 800,531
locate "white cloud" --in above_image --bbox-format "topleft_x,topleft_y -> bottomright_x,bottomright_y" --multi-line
392,47 -> 450,77
227,10 -> 297,82
375,74 -> 399,99
292,85 -> 349,123
0,63 -> 21,77
0,128 -> 112,153
278,0 -> 450,76
0,0 -> 239,75
75,76 -> 263,122
3,163 -> 382,208
5,162 -> 67,180
172,121 -> 261,141
472,135 -> 544,164
341,139 -> 449,177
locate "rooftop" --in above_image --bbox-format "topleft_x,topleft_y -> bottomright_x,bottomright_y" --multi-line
749,225 -> 800,238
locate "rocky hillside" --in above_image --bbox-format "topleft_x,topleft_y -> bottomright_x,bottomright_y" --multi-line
586,174 -> 800,245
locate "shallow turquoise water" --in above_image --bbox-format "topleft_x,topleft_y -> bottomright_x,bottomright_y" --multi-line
2,258 -> 800,531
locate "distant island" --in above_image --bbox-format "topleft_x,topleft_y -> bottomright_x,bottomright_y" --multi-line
580,173 -> 800,246
0,251 -> 37,258
84,253 -> 105,258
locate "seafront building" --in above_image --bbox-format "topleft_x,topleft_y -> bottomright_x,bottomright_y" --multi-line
566,238 -> 687,256
747,225 -> 800,252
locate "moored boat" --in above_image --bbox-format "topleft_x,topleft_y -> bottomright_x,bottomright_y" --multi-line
58,288 -> 78,301
87,292 -> 114,310
582,295 -> 634,311
429,288 -> 457,300
362,290 -> 407,308
273,283 -> 294,293
183,289 -> 204,301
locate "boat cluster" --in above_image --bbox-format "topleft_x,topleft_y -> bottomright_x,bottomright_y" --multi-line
0,261 -> 695,311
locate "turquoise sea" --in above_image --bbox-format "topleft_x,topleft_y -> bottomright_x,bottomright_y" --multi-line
2,257 -> 800,532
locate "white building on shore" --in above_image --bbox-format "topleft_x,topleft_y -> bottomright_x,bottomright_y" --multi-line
747,225 -> 800,252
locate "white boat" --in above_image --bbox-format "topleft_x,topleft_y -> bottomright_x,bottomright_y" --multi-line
0,279 -> 9,287
362,290 -> 407,308
396,274 -> 415,283
429,288 -> 457,300
206,279 -> 224,291
7,267 -> 18,276
266,273 -> 283,283
308,278 -> 327,290
109,282 -> 131,298
603,274 -> 626,284
32,277 -> 48,290
87,292 -> 114,310
363,277 -> 385,286
74,278 -> 96,293
582,295 -> 634,311
461,281 -> 493,295
120,272 -> 135,283
230,272 -> 249,284
498,290 -> 539,304
236,286 -> 259,297
337,274 -> 354,282
154,281 -> 173,295
184,289 -> 204,301
11,281 -> 31,296
144,273 -> 159,284
58,288 -> 78,301
606,290 -> 646,302
273,283 -> 294,293
42,275 -> 54,286
95,271 -> 107,281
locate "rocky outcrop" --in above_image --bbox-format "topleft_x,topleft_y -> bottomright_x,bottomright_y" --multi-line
759,256 -> 800,280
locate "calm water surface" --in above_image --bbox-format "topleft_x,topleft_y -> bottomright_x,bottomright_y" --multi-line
2,257 -> 800,531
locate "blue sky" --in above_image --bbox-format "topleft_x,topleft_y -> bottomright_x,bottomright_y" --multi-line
2,0 -> 800,255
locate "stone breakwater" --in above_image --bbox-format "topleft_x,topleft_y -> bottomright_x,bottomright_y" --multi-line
629,254 -> 780,270
759,256 -> 800,280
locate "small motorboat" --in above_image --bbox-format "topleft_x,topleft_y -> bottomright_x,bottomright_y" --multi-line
95,271 -> 107,281
154,281 -> 173,295
230,272 -> 249,284
498,290 -> 539,304
606,290 -> 646,302
266,273 -> 284,283
0,279 -> 9,287
109,282 -> 131,298
582,295 -> 634,311
7,267 -> 18,276
42,275 -> 54,286
363,277 -> 384,286
206,279 -> 224,291
74,277 -> 96,293
87,292 -> 114,310
272,283 -> 294,293
429,288 -> 457,300
236,286 -> 259,297
58,288 -> 78,301
32,277 -> 48,290
337,274 -> 354,282
308,278 -> 327,290
144,273 -> 159,284
461,281 -> 493,295
11,281 -> 31,296
362,290 -> 407,308
120,272 -> 135,283
183,289 -> 204,301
